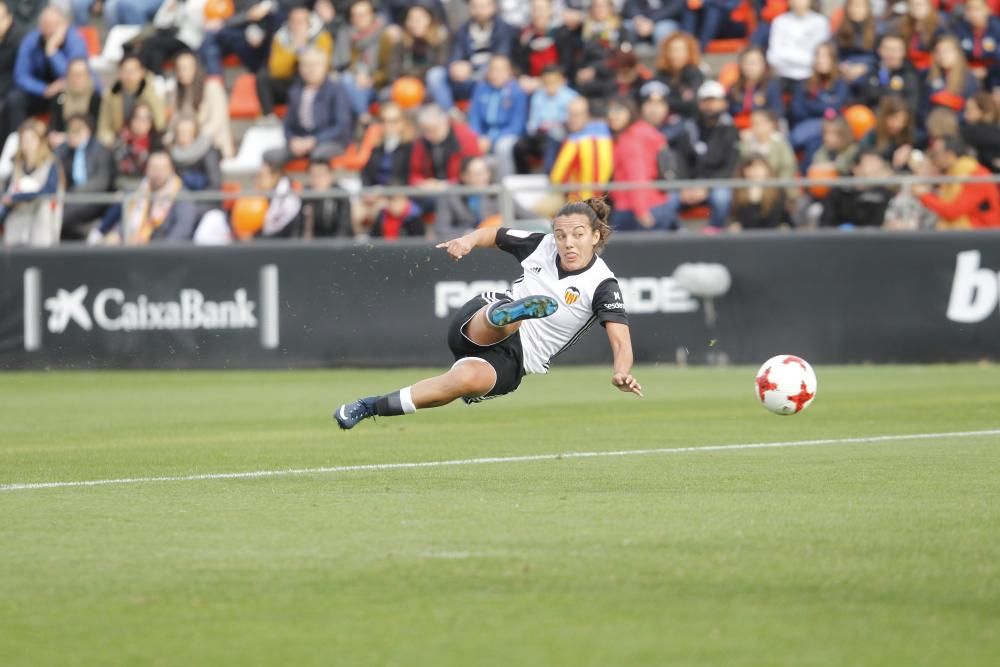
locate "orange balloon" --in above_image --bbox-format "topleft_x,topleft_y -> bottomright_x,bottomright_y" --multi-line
843,104 -> 876,141
806,163 -> 839,199
204,0 -> 235,21
391,77 -> 425,110
231,196 -> 269,239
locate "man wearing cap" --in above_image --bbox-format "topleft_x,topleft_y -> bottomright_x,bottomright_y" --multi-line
666,79 -> 739,229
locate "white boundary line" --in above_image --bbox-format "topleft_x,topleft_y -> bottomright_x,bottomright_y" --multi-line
1,429 -> 998,493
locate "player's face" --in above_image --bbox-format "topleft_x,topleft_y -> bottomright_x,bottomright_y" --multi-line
552,214 -> 599,270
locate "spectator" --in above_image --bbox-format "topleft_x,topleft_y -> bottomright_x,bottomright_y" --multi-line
0,118 -> 62,246
96,54 -> 167,148
166,50 -> 234,158
809,115 -> 860,174
860,95 -> 916,171
913,136 -> 1000,228
623,0 -> 682,47
57,113 -> 113,240
254,157 -> 303,238
549,96 -> 613,201
514,65 -> 577,174
727,45 -> 784,130
256,5 -> 332,120
820,149 -> 895,228
836,0 -> 881,78
669,80 -> 740,229
333,0 -> 392,122
372,186 -> 425,239
739,108 -> 798,203
383,0 -> 446,27
102,0 -> 164,27
139,0 -> 208,72
117,150 -> 199,244
955,0 -> 1000,88
639,80 -> 685,144
497,0 -> 531,29
264,48 -> 352,165
606,96 -> 672,231
357,102 -> 413,229
926,107 -> 960,144
925,35 -> 980,115
514,0 -> 574,94
766,0 -> 832,91
851,32 -> 921,111
608,48 -> 654,106
5,7 -> 87,147
409,104 -> 482,188
789,42 -> 848,169
48,58 -> 101,149
729,156 -> 788,231
962,91 -> 1000,173
0,2 -> 24,141
890,0 -> 947,72
434,156 -> 503,233
468,54 -> 527,178
112,101 -> 164,182
302,157 -> 352,238
569,0 -> 624,95
654,32 -> 704,120
682,0 -> 742,53
388,4 -> 450,85
427,0 -> 515,111
169,113 -> 222,193
198,1 -> 283,77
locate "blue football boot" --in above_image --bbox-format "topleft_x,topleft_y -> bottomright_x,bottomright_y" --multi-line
487,295 -> 559,327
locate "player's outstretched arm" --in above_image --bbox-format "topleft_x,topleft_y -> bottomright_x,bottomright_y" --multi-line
605,322 -> 643,397
435,226 -> 500,261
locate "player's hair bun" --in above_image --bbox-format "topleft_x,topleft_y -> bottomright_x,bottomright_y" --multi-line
583,197 -> 611,225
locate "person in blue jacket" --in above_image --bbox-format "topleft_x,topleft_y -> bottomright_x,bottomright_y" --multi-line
4,6 -> 87,147
789,41 -> 849,171
468,54 -> 527,178
952,0 -> 1000,90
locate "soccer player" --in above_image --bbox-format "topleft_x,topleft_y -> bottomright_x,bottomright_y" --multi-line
335,198 -> 642,429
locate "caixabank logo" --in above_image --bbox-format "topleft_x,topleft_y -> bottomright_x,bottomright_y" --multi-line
21,265 -> 281,351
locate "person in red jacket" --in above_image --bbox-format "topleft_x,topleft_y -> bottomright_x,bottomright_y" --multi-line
913,136 -> 1000,229
409,104 -> 483,188
606,96 -> 674,231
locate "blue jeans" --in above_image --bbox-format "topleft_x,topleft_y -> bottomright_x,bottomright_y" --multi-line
790,119 -> 824,172
682,2 -> 744,51
339,71 -> 374,117
199,18 -> 279,76
662,188 -> 732,228
426,66 -> 477,110
624,18 -> 680,45
103,0 -> 163,26
70,0 -> 93,24
611,201 -> 678,232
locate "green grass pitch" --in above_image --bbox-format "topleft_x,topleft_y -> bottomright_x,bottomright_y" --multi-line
1,365 -> 999,666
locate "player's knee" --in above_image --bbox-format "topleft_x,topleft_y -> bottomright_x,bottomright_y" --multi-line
449,361 -> 495,396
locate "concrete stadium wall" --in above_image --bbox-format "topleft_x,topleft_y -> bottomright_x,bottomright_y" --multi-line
2,231 -> 1000,369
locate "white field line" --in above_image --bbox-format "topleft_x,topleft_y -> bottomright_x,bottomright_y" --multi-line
1,429 -> 999,493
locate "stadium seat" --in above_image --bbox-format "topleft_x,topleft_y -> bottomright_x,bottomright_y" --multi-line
502,174 -> 550,212
221,182 -> 242,210
286,159 -> 309,173
229,73 -> 262,120
89,25 -> 143,74
680,205 -> 712,221
221,125 -> 287,174
718,62 -> 740,90
331,123 -> 383,171
705,0 -> 755,54
829,6 -> 845,33
77,25 -> 101,58
0,132 -> 18,181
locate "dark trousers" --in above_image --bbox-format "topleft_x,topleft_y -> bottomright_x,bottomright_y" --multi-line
255,71 -> 295,116
198,17 -> 280,76
2,88 -> 50,147
139,31 -> 189,72
513,133 -> 563,174
61,202 -> 111,240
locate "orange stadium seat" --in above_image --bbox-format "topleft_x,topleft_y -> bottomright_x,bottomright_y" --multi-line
331,123 -> 383,171
229,73 -> 262,119
78,25 -> 101,57
718,61 -> 740,90
705,0 -> 755,54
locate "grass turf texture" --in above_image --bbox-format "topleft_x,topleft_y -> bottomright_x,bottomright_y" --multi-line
1,365 -> 999,666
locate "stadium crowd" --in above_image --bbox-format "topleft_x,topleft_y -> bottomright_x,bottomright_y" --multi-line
1,0 -> 999,245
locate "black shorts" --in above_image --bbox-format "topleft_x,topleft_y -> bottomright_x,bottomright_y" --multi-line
446,295 -> 526,402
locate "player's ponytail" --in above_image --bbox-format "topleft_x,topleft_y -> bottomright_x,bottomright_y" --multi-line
553,197 -> 613,252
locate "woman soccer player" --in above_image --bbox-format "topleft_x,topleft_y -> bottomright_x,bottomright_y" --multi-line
335,198 -> 643,429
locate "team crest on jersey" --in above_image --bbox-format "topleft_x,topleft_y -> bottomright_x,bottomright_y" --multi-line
564,287 -> 581,305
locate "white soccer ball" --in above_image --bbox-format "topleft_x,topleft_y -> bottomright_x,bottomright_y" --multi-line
754,355 -> 818,415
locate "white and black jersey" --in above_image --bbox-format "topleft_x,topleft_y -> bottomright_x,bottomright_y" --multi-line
494,227 -> 628,375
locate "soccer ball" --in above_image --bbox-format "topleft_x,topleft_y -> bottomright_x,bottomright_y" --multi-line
754,355 -> 818,415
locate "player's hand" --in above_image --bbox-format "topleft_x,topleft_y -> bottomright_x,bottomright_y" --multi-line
436,235 -> 475,261
612,372 -> 643,397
